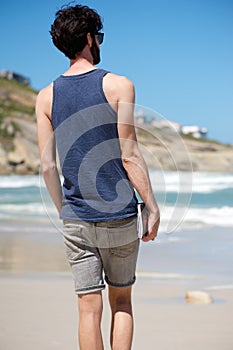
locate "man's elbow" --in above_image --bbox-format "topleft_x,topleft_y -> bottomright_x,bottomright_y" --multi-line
41,161 -> 57,175
122,152 -> 141,167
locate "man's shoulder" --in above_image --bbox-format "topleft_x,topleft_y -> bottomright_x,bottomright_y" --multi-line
36,83 -> 53,117
103,72 -> 134,100
36,83 -> 53,107
105,72 -> 134,89
37,83 -> 53,100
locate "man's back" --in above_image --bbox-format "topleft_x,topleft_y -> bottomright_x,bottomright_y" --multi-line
51,68 -> 138,222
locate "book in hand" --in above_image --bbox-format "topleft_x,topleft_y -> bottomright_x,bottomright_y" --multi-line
137,202 -> 149,239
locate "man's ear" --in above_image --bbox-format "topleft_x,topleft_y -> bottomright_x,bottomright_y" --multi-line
87,33 -> 92,47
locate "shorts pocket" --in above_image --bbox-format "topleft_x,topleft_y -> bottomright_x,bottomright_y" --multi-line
66,244 -> 86,264
110,239 -> 138,258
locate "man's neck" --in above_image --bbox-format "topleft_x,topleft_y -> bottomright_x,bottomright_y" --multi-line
63,53 -> 96,76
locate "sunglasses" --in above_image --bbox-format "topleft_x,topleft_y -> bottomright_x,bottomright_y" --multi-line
97,32 -> 104,45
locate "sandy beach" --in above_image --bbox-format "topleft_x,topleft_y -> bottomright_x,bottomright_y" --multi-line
1,272 -> 233,350
0,218 -> 233,349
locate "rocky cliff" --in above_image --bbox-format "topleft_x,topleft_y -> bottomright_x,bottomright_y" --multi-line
136,125 -> 233,173
0,77 -> 232,175
0,77 -> 39,174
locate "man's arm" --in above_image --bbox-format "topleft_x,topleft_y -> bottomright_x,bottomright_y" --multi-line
36,85 -> 62,214
116,77 -> 160,241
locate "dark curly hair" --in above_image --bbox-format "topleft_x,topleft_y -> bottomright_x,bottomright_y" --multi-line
50,4 -> 103,59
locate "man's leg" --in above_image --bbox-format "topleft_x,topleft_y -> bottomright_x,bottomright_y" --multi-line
108,286 -> 133,350
78,291 -> 104,350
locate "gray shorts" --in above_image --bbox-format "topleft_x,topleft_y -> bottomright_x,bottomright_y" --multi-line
63,216 -> 139,294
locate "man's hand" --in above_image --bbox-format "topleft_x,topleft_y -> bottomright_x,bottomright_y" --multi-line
142,212 -> 160,242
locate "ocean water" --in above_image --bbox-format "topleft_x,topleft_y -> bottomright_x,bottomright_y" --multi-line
0,171 -> 232,288
0,170 -> 232,232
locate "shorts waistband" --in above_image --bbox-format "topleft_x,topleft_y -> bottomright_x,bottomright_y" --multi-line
95,215 -> 136,227
63,215 -> 136,228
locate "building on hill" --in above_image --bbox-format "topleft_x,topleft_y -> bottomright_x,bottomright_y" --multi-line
0,70 -> 30,86
135,111 -> 208,139
181,125 -> 208,139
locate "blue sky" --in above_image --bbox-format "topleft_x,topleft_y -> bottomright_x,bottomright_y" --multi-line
0,0 -> 232,144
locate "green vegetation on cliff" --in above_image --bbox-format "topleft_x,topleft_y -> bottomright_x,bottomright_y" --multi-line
0,77 -> 37,142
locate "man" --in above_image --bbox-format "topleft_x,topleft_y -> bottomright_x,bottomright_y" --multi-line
36,4 -> 160,350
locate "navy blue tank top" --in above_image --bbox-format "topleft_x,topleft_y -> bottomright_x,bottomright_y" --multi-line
52,68 -> 137,221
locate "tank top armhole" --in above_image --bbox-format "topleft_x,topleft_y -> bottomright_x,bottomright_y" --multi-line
51,81 -> 56,129
98,71 -> 117,116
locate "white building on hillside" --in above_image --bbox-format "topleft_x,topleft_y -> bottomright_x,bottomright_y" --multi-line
181,125 -> 208,138
134,110 -> 208,139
